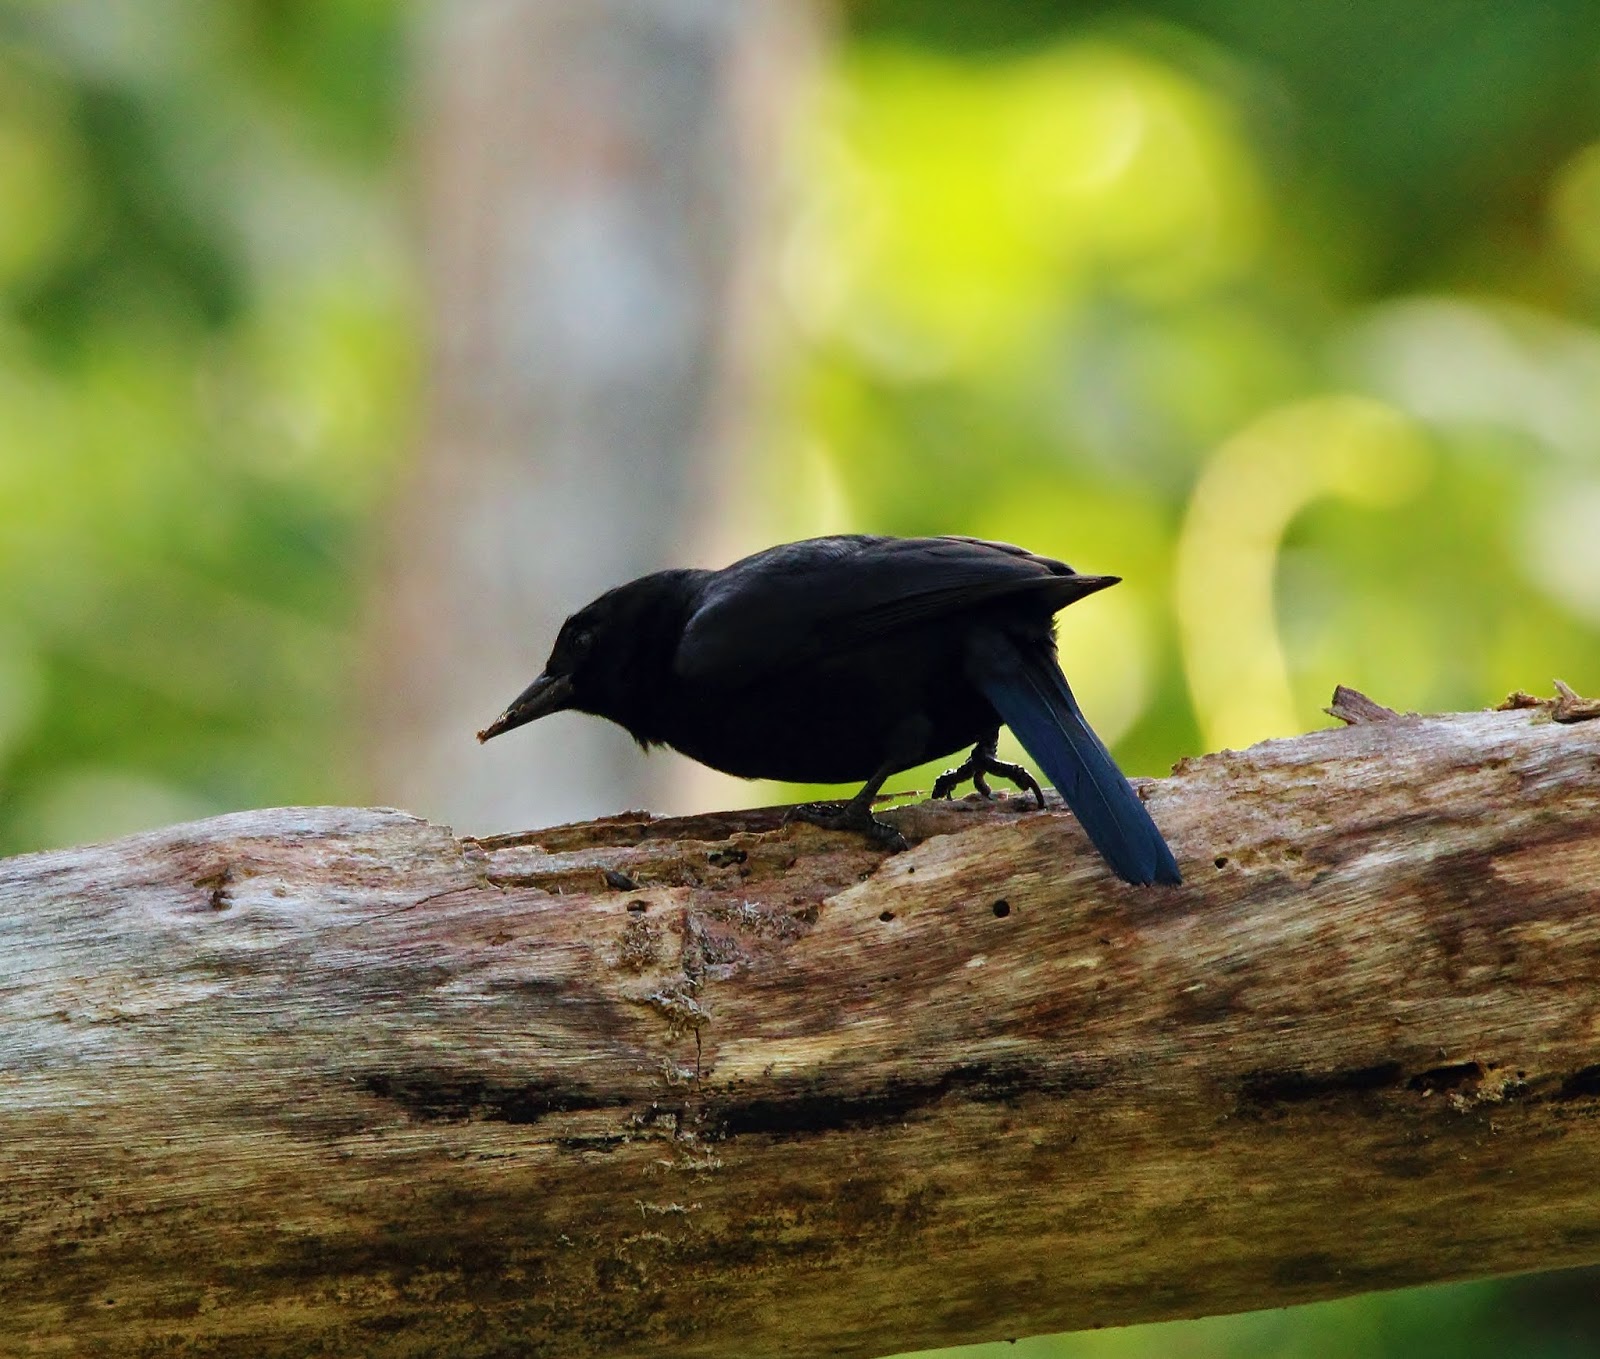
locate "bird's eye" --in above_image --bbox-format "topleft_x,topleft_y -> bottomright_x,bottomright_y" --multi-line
571,627 -> 595,653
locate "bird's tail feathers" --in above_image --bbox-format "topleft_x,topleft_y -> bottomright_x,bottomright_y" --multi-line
972,636 -> 1181,886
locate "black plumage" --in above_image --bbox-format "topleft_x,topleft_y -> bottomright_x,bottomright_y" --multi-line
478,534 -> 1181,885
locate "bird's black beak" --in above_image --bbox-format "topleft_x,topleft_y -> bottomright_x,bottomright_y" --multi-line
1068,573 -> 1120,601
476,673 -> 576,743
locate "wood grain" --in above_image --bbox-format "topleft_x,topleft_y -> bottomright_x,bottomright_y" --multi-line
3,700 -> 1600,1357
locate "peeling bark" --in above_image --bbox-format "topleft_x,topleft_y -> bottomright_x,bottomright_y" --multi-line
3,699 -> 1600,1357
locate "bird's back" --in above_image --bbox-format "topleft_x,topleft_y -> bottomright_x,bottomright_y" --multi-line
647,535 -> 1111,783
673,535 -> 1109,687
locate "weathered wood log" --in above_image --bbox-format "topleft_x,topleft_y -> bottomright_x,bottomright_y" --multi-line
3,697 -> 1599,1358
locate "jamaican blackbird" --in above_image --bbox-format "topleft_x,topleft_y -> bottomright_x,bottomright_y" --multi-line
477,534 -> 1181,885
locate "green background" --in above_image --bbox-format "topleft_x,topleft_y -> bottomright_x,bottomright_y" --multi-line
2,1 -> 1598,1352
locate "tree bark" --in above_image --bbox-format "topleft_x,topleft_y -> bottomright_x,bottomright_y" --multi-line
3,698 -> 1600,1358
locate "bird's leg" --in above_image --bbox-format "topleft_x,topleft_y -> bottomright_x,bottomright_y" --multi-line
785,759 -> 908,852
932,731 -> 1046,809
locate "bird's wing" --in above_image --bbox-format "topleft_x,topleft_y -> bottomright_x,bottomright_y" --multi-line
674,535 -> 1111,683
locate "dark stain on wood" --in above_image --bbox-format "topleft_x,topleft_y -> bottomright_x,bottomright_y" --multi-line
1408,1061 -> 1485,1093
1239,1061 -> 1404,1111
1556,1064 -> 1600,1100
357,1070 -> 628,1125
709,1061 -> 1097,1138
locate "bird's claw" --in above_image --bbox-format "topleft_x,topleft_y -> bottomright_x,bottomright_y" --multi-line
784,800 -> 908,852
934,749 -> 1045,809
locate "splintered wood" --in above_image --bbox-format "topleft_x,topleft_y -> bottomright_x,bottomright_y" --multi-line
2,694 -> 1599,1357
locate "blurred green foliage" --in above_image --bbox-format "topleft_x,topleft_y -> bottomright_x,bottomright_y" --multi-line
777,1 -> 1600,798
1,0 -> 1598,1355
0,1 -> 414,851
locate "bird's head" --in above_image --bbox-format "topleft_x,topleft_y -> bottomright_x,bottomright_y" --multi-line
476,570 -> 700,744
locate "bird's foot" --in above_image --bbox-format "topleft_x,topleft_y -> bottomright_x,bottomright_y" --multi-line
933,749 -> 1046,809
931,758 -> 986,799
784,800 -> 908,852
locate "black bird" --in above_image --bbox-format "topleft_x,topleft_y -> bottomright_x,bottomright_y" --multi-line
477,535 -> 1181,885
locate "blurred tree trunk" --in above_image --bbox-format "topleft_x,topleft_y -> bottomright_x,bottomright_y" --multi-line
368,0 -> 824,835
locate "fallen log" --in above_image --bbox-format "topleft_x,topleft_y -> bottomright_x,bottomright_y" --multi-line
2,691 -> 1599,1357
